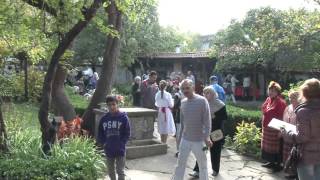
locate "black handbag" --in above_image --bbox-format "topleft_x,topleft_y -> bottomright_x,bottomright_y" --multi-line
284,144 -> 301,175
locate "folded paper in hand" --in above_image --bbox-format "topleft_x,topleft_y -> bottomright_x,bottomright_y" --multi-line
210,129 -> 224,141
268,118 -> 297,135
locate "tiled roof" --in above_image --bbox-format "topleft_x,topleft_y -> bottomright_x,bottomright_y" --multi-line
138,52 -> 211,59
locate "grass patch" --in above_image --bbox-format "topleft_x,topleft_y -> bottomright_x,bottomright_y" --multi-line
2,102 -> 39,131
65,86 -> 89,116
65,86 -> 89,109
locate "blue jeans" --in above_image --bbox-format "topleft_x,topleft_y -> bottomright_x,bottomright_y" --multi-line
297,163 -> 320,180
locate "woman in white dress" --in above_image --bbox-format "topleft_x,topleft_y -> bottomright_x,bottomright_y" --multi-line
155,80 -> 176,144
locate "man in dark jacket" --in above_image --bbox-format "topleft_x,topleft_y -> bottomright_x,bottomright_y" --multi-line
141,71 -> 158,109
98,96 -> 131,180
173,86 -> 182,157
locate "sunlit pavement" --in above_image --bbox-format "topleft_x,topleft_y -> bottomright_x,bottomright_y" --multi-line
106,123 -> 286,180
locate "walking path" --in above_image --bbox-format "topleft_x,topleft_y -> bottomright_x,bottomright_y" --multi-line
106,125 -> 286,180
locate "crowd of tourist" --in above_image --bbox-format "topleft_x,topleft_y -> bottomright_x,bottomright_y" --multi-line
66,67 -> 99,95
261,79 -> 320,180
130,70 -> 227,179
98,69 -> 320,180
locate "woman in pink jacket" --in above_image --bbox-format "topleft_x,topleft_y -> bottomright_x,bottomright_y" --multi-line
281,78 -> 320,180
281,90 -> 299,179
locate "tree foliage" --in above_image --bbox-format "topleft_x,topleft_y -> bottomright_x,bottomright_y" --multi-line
211,7 -> 320,73
0,0 -> 56,64
72,0 -> 203,68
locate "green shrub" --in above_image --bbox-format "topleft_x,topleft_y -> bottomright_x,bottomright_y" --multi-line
111,87 -> 132,107
14,68 -> 45,102
0,74 -> 15,98
232,121 -> 261,158
113,84 -> 132,96
225,104 -> 261,137
2,103 -> 106,179
0,68 -> 45,102
0,130 -> 106,180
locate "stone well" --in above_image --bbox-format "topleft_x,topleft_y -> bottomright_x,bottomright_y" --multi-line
93,107 -> 167,159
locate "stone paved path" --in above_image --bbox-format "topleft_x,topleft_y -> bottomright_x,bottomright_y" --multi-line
106,126 -> 286,180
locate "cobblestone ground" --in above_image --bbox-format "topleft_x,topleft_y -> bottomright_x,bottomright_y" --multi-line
106,124 -> 286,180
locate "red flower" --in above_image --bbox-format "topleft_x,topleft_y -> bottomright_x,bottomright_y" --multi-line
57,116 -> 86,140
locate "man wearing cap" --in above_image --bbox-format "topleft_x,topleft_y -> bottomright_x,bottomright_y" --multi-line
210,76 -> 226,102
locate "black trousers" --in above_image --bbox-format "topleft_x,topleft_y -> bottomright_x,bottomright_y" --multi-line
243,87 -> 250,100
194,141 -> 223,173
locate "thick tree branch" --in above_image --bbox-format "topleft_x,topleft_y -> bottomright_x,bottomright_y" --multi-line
22,0 -> 57,17
82,0 -> 122,135
38,0 -> 101,154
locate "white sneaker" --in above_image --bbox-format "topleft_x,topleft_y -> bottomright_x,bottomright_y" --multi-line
189,171 -> 199,178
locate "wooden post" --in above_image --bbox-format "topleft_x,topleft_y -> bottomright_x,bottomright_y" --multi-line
201,61 -> 207,84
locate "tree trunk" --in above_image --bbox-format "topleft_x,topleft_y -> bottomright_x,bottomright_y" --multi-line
24,57 -> 28,101
0,102 -> 8,153
52,64 -> 76,121
37,0 -> 101,154
82,0 -> 122,136
128,63 -> 136,78
16,51 -> 28,101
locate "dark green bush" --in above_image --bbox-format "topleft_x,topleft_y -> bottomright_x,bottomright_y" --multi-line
0,130 -> 106,180
225,104 -> 262,137
113,84 -> 132,96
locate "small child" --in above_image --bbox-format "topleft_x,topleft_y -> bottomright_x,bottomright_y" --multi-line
98,95 -> 131,180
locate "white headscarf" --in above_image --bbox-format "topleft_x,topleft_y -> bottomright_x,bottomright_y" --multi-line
209,98 -> 225,118
203,86 -> 225,119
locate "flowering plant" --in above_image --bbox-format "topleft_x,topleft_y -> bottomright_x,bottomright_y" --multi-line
57,116 -> 88,140
116,95 -> 125,105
